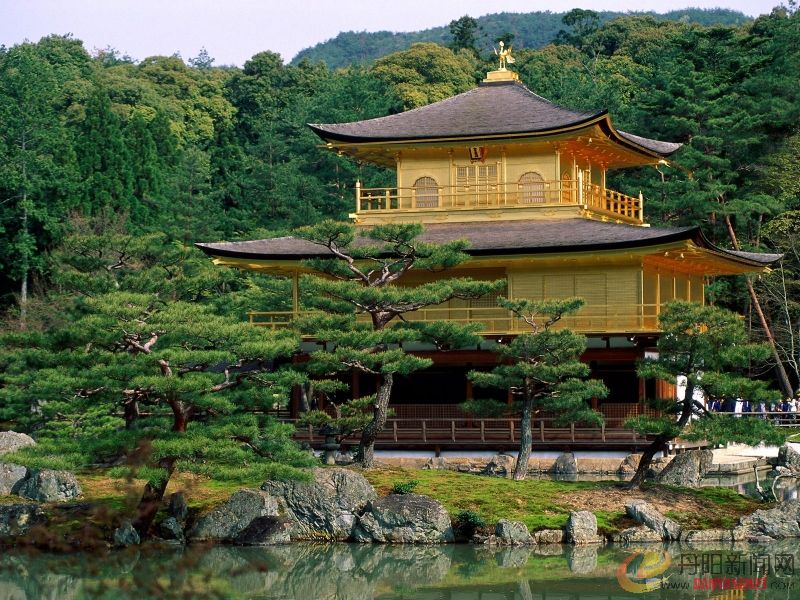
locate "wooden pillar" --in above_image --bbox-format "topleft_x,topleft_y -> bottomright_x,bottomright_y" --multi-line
465,378 -> 474,427
352,368 -> 360,399
290,354 -> 303,418
290,385 -> 300,418
292,271 -> 299,315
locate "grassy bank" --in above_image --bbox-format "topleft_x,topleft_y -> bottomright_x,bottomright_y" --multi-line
3,467 -> 765,540
363,468 -> 763,533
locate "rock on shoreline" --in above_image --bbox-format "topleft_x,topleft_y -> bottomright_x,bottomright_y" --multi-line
4,461 -> 800,549
0,464 -> 82,503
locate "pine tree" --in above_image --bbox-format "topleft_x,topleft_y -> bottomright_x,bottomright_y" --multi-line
0,42 -> 79,323
295,220 -> 503,468
75,89 -> 133,213
0,231 -> 314,538
626,301 -> 785,488
466,298 -> 606,480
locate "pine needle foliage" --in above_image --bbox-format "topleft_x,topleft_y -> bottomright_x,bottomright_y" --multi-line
626,300 -> 784,487
466,297 -> 607,480
294,220 -> 504,467
0,230 -> 314,537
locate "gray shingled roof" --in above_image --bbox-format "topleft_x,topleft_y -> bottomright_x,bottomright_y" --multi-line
617,130 -> 682,156
196,219 -> 780,266
308,80 -> 681,157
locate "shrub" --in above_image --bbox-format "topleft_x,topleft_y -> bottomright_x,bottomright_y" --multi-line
455,510 -> 486,537
391,480 -> 419,495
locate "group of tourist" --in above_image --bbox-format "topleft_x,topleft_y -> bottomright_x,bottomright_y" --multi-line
706,395 -> 800,418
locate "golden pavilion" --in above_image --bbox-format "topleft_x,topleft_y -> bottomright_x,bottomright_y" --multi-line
198,67 -> 780,449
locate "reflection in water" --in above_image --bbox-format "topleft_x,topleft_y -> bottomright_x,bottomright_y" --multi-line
1,540 -> 799,599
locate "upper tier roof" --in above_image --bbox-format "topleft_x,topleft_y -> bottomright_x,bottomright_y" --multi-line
309,79 -> 682,158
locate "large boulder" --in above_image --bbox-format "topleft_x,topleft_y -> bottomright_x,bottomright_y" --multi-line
494,519 -> 533,545
0,463 -> 28,495
158,517 -> 185,542
0,432 -> 36,456
482,454 -> 516,478
613,526 -> 663,545
17,469 -> 81,503
188,489 -> 278,542
0,502 -> 46,537
261,467 -> 376,541
168,492 -> 189,523
533,529 -> 564,544
655,449 -> 713,487
777,445 -> 800,472
681,529 -> 734,545
625,500 -> 682,541
646,457 -> 672,478
733,500 -> 800,541
565,511 -> 602,545
113,520 -> 140,547
353,493 -> 454,544
234,515 -> 292,545
551,452 -> 578,474
617,454 -> 641,476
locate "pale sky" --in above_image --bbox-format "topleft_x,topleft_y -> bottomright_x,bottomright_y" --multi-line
0,0 -> 785,66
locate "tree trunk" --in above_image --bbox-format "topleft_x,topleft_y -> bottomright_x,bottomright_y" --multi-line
299,381 -> 312,412
132,398 -> 189,537
359,372 -> 393,469
626,383 -> 696,489
626,433 -> 670,488
513,396 -> 533,480
170,399 -> 190,432
19,188 -> 28,331
123,398 -> 140,430
724,214 -> 793,396
132,456 -> 176,538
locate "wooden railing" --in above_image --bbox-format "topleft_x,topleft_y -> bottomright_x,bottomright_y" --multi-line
248,303 -> 663,334
291,417 -> 648,448
355,181 -> 643,224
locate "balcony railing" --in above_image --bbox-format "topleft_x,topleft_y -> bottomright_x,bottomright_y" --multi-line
355,180 -> 643,224
248,304 -> 662,334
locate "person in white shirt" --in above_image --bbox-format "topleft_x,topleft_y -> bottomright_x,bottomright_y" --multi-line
734,397 -> 743,417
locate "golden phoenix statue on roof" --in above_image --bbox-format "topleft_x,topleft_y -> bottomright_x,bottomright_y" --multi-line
494,41 -> 515,70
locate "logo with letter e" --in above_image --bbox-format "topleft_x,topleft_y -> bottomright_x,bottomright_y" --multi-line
616,551 -> 672,593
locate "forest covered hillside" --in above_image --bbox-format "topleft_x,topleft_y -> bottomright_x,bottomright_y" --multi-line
291,8 -> 751,67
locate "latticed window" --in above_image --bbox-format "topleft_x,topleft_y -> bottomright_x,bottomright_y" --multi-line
470,284 -> 507,308
518,171 -> 545,204
413,176 -> 439,208
455,164 -> 498,188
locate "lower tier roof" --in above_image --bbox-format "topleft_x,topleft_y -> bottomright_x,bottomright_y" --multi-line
197,219 -> 781,272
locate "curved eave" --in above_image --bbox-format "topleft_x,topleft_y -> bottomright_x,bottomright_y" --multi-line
309,113 -> 682,166
599,119 -> 683,159
691,229 -> 783,270
307,111 -> 609,146
196,226 -> 696,262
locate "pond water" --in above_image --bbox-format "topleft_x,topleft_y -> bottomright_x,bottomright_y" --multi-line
2,540 -> 799,599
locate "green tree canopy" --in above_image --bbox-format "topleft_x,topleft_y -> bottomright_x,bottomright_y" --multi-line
0,230 -> 313,538
372,43 -> 477,110
627,301 -> 784,487
466,298 -> 606,480
294,220 -> 503,467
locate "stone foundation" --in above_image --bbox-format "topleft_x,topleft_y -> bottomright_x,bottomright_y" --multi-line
383,453 -> 651,476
